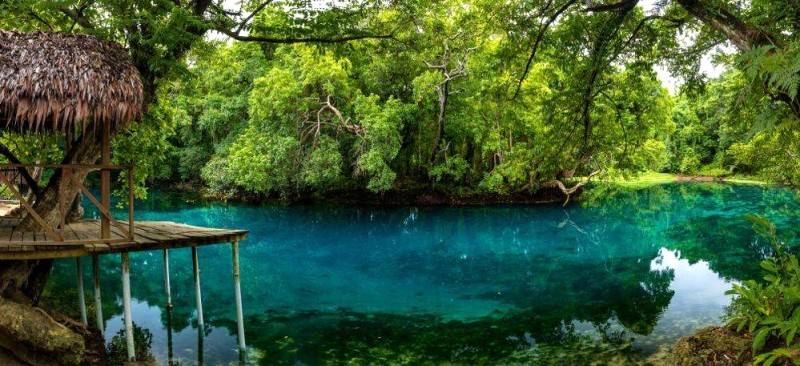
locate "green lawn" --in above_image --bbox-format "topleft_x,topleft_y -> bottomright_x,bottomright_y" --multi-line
596,172 -> 768,188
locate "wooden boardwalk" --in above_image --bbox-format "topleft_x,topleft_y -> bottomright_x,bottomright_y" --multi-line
0,218 -> 248,259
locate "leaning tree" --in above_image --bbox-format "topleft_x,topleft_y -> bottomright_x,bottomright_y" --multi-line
0,30 -> 144,303
0,30 -> 144,366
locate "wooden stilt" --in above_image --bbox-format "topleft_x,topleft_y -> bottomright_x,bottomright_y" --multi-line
76,257 -> 87,324
101,120 -> 111,239
163,248 -> 172,308
121,252 -> 135,362
197,325 -> 204,366
92,254 -> 104,336
192,246 -> 204,331
166,306 -> 174,365
232,241 -> 246,352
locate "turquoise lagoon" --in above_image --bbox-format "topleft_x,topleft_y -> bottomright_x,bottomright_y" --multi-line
43,183 -> 800,365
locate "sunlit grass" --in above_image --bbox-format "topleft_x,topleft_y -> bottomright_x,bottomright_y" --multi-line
593,172 -> 768,188
725,176 -> 769,185
599,172 -> 677,189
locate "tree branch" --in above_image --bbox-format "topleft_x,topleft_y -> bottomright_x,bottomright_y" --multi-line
0,143 -> 41,198
58,4 -> 94,30
675,0 -> 779,52
582,0 -> 638,13
513,0 -> 578,99
213,26 -> 393,43
234,0 -> 276,33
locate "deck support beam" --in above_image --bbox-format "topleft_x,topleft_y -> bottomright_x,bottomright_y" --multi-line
121,252 -> 135,362
163,248 -> 172,308
76,257 -> 87,324
192,246 -> 204,331
101,117 -> 111,239
232,240 -> 246,352
92,254 -> 104,335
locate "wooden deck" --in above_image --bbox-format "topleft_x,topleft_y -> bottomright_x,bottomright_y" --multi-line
0,218 -> 248,259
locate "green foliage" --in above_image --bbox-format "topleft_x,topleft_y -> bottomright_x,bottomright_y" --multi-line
301,135 -> 343,188
727,215 -> 800,365
662,69 -> 799,182
226,129 -> 299,194
107,323 -> 154,366
739,41 -> 800,101
4,0 -> 800,199
430,155 -> 469,183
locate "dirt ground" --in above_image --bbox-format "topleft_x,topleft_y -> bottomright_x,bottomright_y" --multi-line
0,201 -> 18,216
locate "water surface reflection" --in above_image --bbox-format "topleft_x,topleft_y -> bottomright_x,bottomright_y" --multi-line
42,183 -> 800,364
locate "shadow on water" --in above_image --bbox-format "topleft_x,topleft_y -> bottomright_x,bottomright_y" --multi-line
40,183 -> 800,365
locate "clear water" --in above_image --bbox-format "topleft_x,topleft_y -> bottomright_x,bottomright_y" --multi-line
42,183 -> 800,365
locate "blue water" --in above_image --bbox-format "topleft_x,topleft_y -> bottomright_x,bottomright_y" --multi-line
43,183 -> 800,365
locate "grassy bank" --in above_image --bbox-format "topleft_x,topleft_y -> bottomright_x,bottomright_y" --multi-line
599,172 -> 768,189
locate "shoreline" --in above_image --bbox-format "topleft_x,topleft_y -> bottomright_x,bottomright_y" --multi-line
149,173 -> 771,206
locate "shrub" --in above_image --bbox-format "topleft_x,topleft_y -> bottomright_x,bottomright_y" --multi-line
727,215 -> 800,365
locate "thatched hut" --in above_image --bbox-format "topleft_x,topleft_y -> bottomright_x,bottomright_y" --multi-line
0,30 -> 144,236
0,31 -> 144,366
0,30 -> 144,134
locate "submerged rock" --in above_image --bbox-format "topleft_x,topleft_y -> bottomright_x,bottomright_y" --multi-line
0,298 -> 85,366
673,325 -> 752,366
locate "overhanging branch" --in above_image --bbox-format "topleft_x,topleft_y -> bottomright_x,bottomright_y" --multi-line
513,0 -> 578,99
582,0 -> 638,13
213,27 -> 393,43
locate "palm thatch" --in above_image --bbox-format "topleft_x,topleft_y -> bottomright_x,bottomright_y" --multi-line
0,30 -> 143,134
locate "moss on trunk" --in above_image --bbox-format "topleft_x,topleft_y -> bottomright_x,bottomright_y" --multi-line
0,299 -> 85,366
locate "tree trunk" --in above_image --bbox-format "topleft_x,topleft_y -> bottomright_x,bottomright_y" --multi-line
2,132 -> 103,308
675,0 -> 800,118
0,133 -> 104,365
0,259 -> 53,305
0,298 -> 85,366
18,133 -> 102,232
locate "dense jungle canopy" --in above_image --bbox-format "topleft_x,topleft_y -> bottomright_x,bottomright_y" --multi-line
1,0 -> 800,200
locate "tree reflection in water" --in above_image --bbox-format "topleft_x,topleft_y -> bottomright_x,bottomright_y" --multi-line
40,183 -> 800,365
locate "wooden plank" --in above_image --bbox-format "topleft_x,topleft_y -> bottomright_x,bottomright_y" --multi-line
68,222 -> 97,241
81,220 -> 139,242
0,217 -> 22,229
136,223 -> 192,240
0,219 -> 248,259
0,247 -> 91,260
132,227 -> 173,242
2,228 -> 14,242
62,223 -> 81,242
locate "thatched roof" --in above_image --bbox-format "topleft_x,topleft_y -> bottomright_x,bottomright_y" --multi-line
0,31 -> 143,133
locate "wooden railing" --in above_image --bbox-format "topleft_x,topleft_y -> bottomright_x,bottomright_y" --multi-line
0,163 -> 134,245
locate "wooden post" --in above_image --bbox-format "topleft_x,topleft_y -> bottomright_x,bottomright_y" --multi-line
59,169 -> 66,242
92,254 -> 104,336
232,241 -> 246,352
121,252 -> 135,362
192,246 -> 204,331
197,324 -> 205,366
128,167 -> 134,240
163,248 -> 172,308
76,257 -> 87,324
101,121 -> 111,239
166,306 -> 174,365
